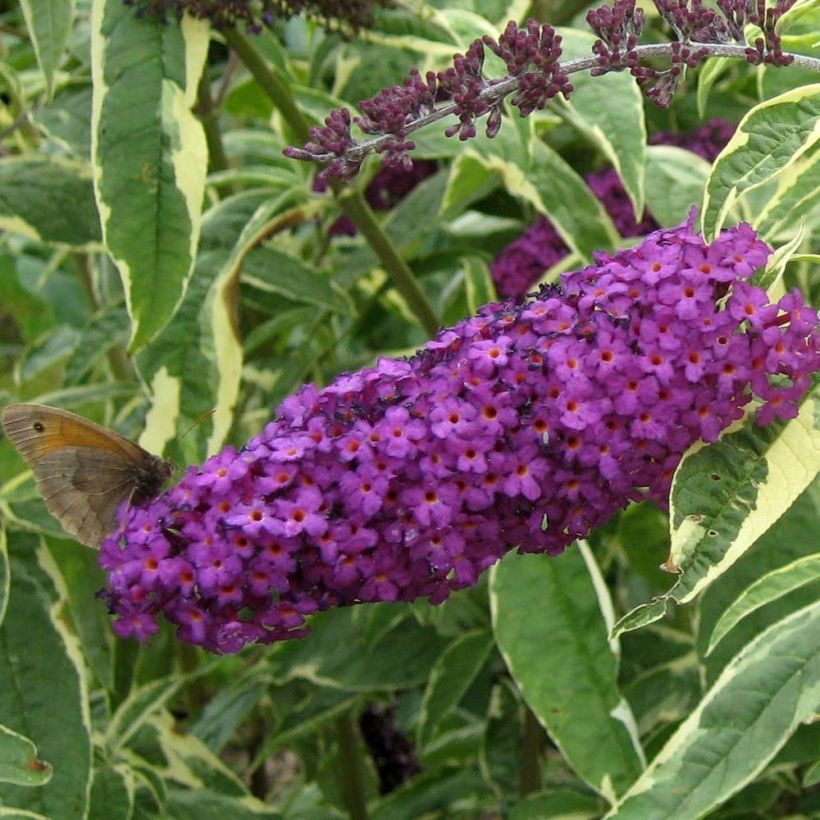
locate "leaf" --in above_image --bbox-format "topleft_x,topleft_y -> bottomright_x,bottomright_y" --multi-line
45,537 -> 115,691
442,154 -> 499,216
0,527 -> 7,628
606,599 -> 820,819
666,390 -> 820,601
164,789 -> 281,819
461,256 -> 495,315
469,132 -> 617,260
135,190 -> 272,461
480,680 -> 523,800
696,57 -> 731,119
702,83 -> 820,239
91,3 -> 209,351
33,84 -> 93,158
753,141 -> 820,242
266,606 -> 445,693
104,675 -> 182,756
88,765 -> 134,820
644,146 -> 710,228
417,629 -> 493,748
0,156 -> 101,248
15,325 -> 81,386
19,0 -> 75,99
614,385 -> 820,637
242,247 -> 355,316
63,309 -> 130,386
706,553 -> 820,655
0,545 -> 91,819
490,547 -> 644,800
0,726 -> 52,787
510,790 -> 601,819
558,29 -> 646,219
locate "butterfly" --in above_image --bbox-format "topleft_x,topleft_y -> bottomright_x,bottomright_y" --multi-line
2,403 -> 173,548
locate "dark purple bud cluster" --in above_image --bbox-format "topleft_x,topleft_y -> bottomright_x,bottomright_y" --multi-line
484,20 -> 573,118
99,215 -> 819,654
125,0 -> 388,33
654,0 -> 729,43
587,0 -> 645,75
284,20 -> 572,181
743,0 -> 796,65
492,121 -> 735,300
632,41 -> 711,107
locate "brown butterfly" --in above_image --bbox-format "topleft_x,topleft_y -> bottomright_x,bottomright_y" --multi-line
2,403 -> 173,548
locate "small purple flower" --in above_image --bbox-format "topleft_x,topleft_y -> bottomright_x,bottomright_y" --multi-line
99,214 -> 819,654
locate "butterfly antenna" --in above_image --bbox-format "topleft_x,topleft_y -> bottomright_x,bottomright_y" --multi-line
179,409 -> 216,441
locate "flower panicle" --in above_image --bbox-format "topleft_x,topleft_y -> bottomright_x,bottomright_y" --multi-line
99,216 -> 820,654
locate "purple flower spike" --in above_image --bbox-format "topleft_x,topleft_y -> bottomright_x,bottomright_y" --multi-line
99,215 -> 819,654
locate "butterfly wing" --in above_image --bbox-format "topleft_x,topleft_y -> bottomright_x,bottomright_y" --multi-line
2,403 -> 158,547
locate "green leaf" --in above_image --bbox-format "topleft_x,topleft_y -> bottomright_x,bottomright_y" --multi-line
63,309 -> 130,386
753,141 -> 820,242
480,680 -> 523,800
135,190 -> 272,462
417,629 -> 493,748
165,789 -> 282,819
88,765 -> 134,820
510,789 -> 601,819
371,766 -> 486,820
804,758 -> 820,788
696,57 -> 731,119
15,325 -> 81,386
267,606 -> 445,693
91,3 -> 209,351
607,599 -> 820,819
462,256 -> 495,314
558,29 -> 646,218
644,146 -> 710,228
706,553 -> 820,655
667,391 -> 820,603
0,527 -> 8,628
0,545 -> 91,819
469,133 -> 617,260
0,726 -> 52,787
0,157 -> 101,248
611,598 -> 669,638
702,83 -> 820,239
242,247 -> 355,316
491,546 -> 644,799
19,0 -> 75,99
45,537 -> 115,691
105,677 -> 182,756
143,711 -> 249,797
615,386 -> 820,637
442,154 -> 499,216
33,84 -> 93,158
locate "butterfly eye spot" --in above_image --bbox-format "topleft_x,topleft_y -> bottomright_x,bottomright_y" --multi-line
33,422 -> 45,432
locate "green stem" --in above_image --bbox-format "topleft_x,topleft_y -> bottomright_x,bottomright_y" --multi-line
223,27 -> 439,336
222,28 -> 309,143
336,187 -> 440,336
335,712 -> 370,820
520,706 -> 544,796
196,70 -> 230,175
